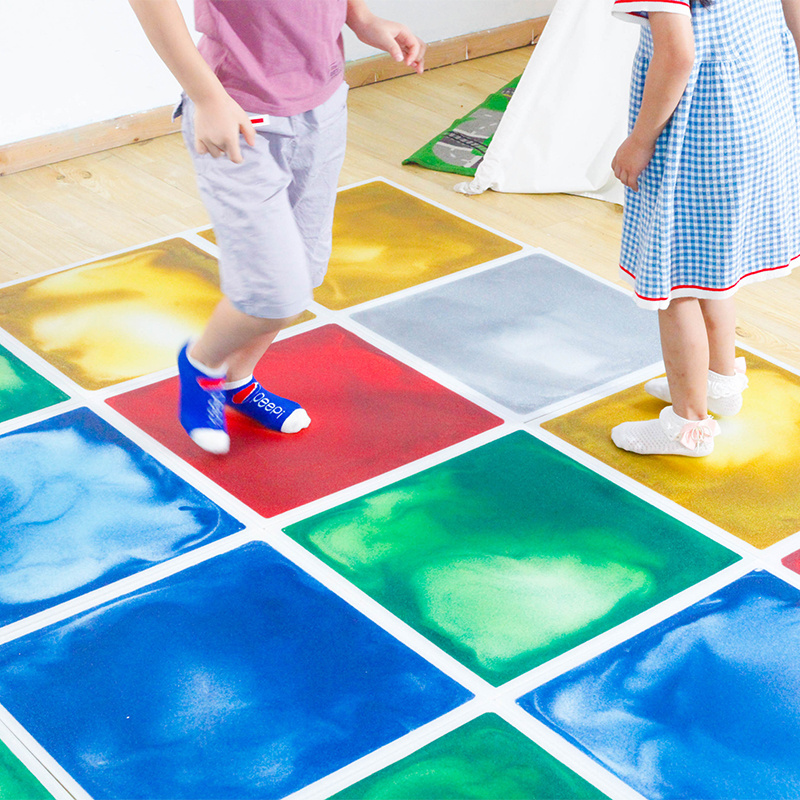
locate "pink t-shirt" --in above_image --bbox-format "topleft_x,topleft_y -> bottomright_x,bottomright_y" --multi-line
195,0 -> 347,116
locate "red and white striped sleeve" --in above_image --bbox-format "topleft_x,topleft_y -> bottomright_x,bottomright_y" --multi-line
612,0 -> 692,24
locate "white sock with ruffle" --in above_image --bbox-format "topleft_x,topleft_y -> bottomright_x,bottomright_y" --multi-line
644,356 -> 748,416
611,406 -> 720,457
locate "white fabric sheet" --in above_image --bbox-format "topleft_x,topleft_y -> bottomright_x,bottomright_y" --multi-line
456,0 -> 640,204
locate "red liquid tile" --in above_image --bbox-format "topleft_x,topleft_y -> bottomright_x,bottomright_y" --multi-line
782,550 -> 800,575
108,325 -> 501,517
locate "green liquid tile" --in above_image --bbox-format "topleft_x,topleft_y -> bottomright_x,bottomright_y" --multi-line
0,345 -> 67,424
332,714 -> 608,800
285,431 -> 739,685
0,739 -> 53,799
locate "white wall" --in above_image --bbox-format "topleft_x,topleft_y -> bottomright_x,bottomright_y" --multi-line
343,1 -> 554,59
0,0 -> 555,148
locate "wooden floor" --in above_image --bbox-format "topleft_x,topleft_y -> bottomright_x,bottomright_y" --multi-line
1,46 -> 799,370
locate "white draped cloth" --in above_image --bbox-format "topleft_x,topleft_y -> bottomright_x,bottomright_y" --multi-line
456,0 -> 640,204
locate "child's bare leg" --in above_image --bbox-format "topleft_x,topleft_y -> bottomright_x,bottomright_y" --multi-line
699,296 -> 747,415
612,296 -> 720,456
644,295 -> 746,415
188,297 -> 299,377
658,297 -> 708,421
699,297 -> 736,375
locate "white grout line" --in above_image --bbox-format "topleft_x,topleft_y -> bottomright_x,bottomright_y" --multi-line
495,560 -> 756,700
284,702 -> 488,800
494,702 -> 649,800
179,228 -> 220,256
270,423 -> 514,529
0,709 -> 90,799
339,314 -> 525,421
0,532 -> 257,647
332,247 -> 535,316
0,398 -> 82,438
0,328 -> 85,399
246,530 -> 492,695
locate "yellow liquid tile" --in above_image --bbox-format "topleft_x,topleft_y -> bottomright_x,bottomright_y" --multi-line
543,351 -> 800,548
0,239 -> 222,390
320,181 -> 522,309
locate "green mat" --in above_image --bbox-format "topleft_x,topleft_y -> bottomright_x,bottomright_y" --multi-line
403,75 -> 520,177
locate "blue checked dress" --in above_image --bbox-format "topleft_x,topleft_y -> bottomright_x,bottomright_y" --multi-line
613,0 -> 800,308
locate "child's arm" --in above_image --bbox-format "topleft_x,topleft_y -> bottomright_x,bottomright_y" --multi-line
128,0 -> 255,162
612,12 -> 694,191
783,0 -> 800,58
346,0 -> 426,75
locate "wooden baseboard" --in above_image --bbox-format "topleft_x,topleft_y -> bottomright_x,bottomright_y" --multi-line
346,16 -> 546,86
0,106 -> 181,178
0,16 -> 546,177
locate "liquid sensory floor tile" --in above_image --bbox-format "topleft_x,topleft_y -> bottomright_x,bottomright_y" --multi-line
284,431 -> 739,685
0,181 -> 796,798
352,253 -> 662,415
520,571 -> 800,800
0,342 -> 67,424
543,349 -> 800,547
0,542 -> 471,799
0,239 -> 222,390
332,714 -> 609,799
109,324 -> 501,518
320,179 -> 522,309
0,407 -> 244,627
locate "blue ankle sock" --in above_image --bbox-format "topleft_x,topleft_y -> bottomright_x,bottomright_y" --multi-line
224,377 -> 310,434
178,344 -> 230,454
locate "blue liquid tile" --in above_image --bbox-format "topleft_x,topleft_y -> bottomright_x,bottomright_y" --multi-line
520,572 -> 800,800
351,253 -> 662,415
0,542 -> 471,799
0,407 -> 244,626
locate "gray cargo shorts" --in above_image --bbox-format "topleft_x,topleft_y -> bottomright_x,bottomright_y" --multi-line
179,82 -> 348,318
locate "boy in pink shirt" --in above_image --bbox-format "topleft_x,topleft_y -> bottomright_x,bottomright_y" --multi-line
129,0 -> 425,454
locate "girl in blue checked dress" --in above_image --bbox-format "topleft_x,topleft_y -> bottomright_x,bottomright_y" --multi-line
610,0 -> 800,456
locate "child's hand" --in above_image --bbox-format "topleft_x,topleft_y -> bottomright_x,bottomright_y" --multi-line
612,133 -> 656,192
349,14 -> 426,74
193,94 -> 256,163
